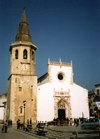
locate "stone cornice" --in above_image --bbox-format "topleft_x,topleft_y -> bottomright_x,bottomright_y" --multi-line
9,41 -> 37,51
8,74 -> 37,80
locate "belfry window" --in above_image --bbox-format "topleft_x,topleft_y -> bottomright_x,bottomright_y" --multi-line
15,50 -> 18,59
32,51 -> 34,60
23,49 -> 27,59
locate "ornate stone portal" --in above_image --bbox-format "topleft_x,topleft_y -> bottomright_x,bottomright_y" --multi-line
54,90 -> 72,119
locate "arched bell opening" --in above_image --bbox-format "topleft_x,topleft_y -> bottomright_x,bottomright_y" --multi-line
23,49 -> 27,59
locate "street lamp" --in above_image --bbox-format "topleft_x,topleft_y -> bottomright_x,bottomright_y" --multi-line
23,100 -> 26,127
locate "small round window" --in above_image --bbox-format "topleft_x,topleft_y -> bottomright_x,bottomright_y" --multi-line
57,72 -> 65,82
58,73 -> 63,80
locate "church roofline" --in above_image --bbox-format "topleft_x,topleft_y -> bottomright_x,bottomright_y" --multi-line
94,83 -> 100,87
38,72 -> 48,81
73,82 -> 88,91
0,92 -> 7,97
48,58 -> 72,67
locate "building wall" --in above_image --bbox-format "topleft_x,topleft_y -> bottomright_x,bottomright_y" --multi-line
38,73 -> 48,85
0,106 -> 4,120
0,93 -> 7,122
49,65 -> 72,89
95,84 -> 100,97
37,83 -> 89,122
0,93 -> 7,105
70,83 -> 89,118
7,74 -> 37,124
37,83 -> 54,122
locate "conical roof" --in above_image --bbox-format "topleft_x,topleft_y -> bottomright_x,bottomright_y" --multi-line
15,8 -> 32,42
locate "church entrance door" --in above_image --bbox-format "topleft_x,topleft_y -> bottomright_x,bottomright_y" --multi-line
58,109 -> 65,120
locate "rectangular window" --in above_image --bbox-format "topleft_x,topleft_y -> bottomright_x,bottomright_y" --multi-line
20,107 -> 22,113
15,78 -> 17,83
19,87 -> 22,91
97,90 -> 99,95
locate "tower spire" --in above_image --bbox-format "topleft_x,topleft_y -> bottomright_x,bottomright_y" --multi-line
15,8 -> 32,42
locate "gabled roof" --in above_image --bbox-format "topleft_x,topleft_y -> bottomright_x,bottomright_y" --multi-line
95,84 -> 100,87
38,72 -> 48,81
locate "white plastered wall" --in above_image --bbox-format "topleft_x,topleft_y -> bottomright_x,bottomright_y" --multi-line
0,106 -> 4,120
37,83 -> 54,122
70,83 -> 89,119
50,65 -> 72,91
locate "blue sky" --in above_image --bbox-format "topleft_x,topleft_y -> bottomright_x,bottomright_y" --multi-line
0,0 -> 100,95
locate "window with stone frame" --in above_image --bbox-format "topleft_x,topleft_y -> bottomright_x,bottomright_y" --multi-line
19,87 -> 22,91
20,107 -> 22,113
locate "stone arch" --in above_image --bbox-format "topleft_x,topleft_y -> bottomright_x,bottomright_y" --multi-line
23,49 -> 27,59
57,98 -> 66,109
54,97 -> 71,119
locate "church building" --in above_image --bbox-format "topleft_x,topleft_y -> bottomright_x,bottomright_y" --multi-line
37,59 -> 89,122
6,9 -> 89,124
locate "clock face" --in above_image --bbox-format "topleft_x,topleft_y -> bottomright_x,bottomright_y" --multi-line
22,64 -> 28,70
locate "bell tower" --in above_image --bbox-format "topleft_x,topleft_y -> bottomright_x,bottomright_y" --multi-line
7,8 -> 37,124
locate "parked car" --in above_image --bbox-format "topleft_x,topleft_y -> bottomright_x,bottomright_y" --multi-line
81,118 -> 100,129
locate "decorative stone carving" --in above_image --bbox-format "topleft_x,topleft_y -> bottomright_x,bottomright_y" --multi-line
54,91 -> 72,119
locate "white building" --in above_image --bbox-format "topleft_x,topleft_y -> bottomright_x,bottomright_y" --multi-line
0,93 -> 7,123
37,59 -> 89,122
95,84 -> 100,98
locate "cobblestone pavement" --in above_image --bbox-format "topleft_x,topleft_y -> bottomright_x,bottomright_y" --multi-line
0,124 -> 38,139
0,124 -> 100,139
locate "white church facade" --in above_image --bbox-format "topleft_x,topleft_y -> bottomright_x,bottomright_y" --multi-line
37,59 -> 89,122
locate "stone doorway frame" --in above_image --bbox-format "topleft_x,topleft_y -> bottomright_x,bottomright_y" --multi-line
54,90 -> 72,119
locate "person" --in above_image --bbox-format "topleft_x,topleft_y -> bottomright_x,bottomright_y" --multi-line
17,119 -> 20,129
76,118 -> 79,127
74,118 -> 76,126
30,118 -> 32,128
4,120 -> 8,133
27,119 -> 29,125
18,119 -> 20,129
2,125 -> 4,132
17,119 -> 18,129
30,118 -> 32,124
